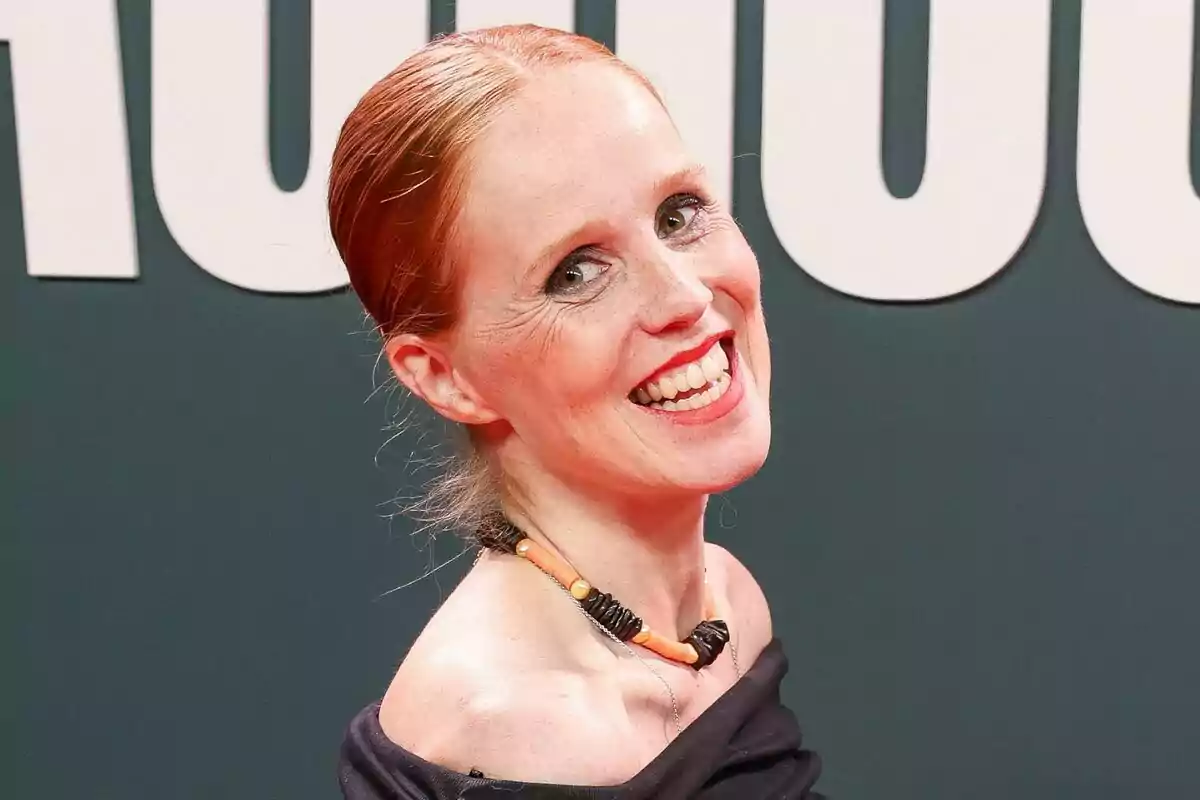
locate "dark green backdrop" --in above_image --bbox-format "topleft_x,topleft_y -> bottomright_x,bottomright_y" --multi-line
4,1 -> 1198,797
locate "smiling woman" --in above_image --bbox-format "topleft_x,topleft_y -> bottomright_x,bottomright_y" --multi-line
328,24 -> 823,799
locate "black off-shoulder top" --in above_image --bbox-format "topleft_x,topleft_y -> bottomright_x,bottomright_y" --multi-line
337,639 -> 824,799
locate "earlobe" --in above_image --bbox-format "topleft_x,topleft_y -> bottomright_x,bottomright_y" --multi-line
384,335 -> 500,425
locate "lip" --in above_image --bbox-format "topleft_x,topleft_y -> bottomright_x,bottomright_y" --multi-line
634,331 -> 733,390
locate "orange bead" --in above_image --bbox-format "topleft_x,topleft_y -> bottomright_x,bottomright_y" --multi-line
497,525 -> 708,667
642,631 -> 699,665
522,539 -> 580,590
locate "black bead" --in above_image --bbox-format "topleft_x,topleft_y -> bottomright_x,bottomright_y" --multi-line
686,619 -> 730,670
476,513 -> 524,554
477,515 -> 729,664
613,613 -> 642,641
580,588 -> 643,642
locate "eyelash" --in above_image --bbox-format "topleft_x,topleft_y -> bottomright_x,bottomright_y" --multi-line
542,191 -> 712,298
661,192 -> 707,221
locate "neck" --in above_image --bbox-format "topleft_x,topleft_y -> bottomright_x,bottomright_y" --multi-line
499,469 -> 710,640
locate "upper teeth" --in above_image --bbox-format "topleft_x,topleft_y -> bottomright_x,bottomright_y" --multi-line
632,341 -> 730,406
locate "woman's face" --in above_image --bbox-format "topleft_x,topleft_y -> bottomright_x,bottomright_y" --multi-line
446,63 -> 771,500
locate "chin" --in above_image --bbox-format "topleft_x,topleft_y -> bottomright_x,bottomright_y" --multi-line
665,413 -> 773,495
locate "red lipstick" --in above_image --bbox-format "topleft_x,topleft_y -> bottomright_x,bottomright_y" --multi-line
635,331 -> 732,388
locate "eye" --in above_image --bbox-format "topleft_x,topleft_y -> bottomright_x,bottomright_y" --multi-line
544,252 -> 607,296
655,194 -> 702,239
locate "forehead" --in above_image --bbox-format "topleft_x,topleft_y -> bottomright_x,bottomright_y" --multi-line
455,63 -> 692,267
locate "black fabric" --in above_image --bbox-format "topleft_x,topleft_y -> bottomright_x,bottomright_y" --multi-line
338,639 -> 824,799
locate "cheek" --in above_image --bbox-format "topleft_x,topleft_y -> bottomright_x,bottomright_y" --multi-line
715,233 -> 771,393
467,317 -> 627,422
703,222 -> 763,309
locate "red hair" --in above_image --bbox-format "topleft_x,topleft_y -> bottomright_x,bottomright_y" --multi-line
328,24 -> 658,339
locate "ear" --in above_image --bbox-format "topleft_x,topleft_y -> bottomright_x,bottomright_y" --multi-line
384,335 -> 501,425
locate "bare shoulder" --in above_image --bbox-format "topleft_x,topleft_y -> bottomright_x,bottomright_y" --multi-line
376,559 -> 638,784
379,648 -> 615,782
705,542 -> 774,663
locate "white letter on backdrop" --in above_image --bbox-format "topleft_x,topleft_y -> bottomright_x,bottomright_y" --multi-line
615,0 -> 736,205
455,0 -> 573,33
1077,0 -> 1199,305
0,1 -> 137,278
761,0 -> 1051,300
152,0 -> 426,293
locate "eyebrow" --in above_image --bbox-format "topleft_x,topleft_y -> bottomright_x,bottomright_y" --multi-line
525,163 -> 710,278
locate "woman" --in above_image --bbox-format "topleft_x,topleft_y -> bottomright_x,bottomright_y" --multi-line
329,24 -> 824,799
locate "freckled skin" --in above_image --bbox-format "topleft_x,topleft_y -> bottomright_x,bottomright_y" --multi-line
373,58 -> 780,787
446,62 -> 773,502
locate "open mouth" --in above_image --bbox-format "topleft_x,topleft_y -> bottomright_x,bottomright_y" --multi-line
628,337 -> 735,412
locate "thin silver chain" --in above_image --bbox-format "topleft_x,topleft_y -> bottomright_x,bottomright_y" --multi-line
476,546 -> 742,738
543,564 -> 743,739
549,576 -> 684,735
707,566 -> 742,680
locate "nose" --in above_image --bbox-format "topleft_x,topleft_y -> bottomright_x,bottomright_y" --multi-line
637,251 -> 714,334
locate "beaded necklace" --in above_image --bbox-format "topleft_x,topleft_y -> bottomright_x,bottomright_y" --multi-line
477,514 -> 732,670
